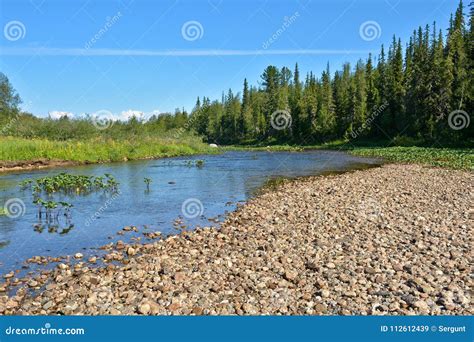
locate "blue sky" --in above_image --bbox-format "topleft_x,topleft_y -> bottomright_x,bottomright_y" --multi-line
0,0 -> 457,119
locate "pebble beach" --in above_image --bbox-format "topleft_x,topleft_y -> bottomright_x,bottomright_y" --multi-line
1,164 -> 472,315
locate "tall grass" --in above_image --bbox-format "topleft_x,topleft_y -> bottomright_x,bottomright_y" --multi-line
348,146 -> 473,171
0,135 -> 215,163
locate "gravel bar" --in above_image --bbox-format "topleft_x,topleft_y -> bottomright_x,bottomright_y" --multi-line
1,164 -> 472,315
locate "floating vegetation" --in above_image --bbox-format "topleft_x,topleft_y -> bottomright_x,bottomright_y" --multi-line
32,198 -> 73,226
19,172 -> 119,234
184,159 -> 205,168
20,172 -> 119,195
144,177 -> 152,191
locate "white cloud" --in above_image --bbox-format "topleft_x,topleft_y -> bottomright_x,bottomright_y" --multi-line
49,111 -> 74,119
148,109 -> 161,116
119,109 -> 144,121
48,109 -> 164,122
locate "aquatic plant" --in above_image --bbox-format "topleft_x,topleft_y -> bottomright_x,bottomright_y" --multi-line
20,172 -> 119,195
21,172 -> 115,234
31,198 -> 74,234
19,179 -> 33,189
184,159 -> 205,168
144,177 -> 152,191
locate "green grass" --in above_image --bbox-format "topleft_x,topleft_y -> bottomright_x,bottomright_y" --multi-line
220,144 -> 304,152
0,135 -> 216,165
347,146 -> 473,170
1,135 -> 472,171
318,140 -> 473,170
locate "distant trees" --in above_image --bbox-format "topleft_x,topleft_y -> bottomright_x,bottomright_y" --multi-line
190,0 -> 472,145
0,1 -> 471,146
0,73 -> 21,117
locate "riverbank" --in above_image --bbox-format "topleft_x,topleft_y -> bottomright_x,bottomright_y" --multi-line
2,136 -> 472,173
1,163 -> 471,315
226,142 -> 474,170
0,136 -> 216,172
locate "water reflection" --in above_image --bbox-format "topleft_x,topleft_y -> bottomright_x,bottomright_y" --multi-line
0,150 -> 380,273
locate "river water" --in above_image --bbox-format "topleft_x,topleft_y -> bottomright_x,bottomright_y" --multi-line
0,150 -> 380,274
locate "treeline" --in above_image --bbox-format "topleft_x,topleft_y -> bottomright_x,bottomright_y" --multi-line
0,110 -> 190,141
0,1 -> 471,146
191,1 -> 473,145
0,71 -> 190,140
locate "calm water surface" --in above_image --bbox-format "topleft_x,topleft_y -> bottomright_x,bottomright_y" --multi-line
0,150 -> 380,274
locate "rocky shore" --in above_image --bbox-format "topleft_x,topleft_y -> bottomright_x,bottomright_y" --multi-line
0,164 -> 472,315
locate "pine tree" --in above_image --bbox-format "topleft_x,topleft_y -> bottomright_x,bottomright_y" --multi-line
261,66 -> 281,136
315,63 -> 336,138
448,0 -> 468,114
365,54 -> 378,112
371,45 -> 387,137
334,63 -> 352,136
239,78 -> 250,138
190,0 -> 470,145
301,72 -> 318,141
289,63 -> 304,141
351,60 -> 368,136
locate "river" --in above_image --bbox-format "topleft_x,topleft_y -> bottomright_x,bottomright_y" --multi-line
0,150 -> 380,274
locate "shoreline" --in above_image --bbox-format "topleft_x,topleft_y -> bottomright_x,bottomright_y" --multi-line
0,159 -> 81,173
0,148 -> 370,174
1,144 -> 472,173
0,163 -> 471,315
0,152 -> 217,174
